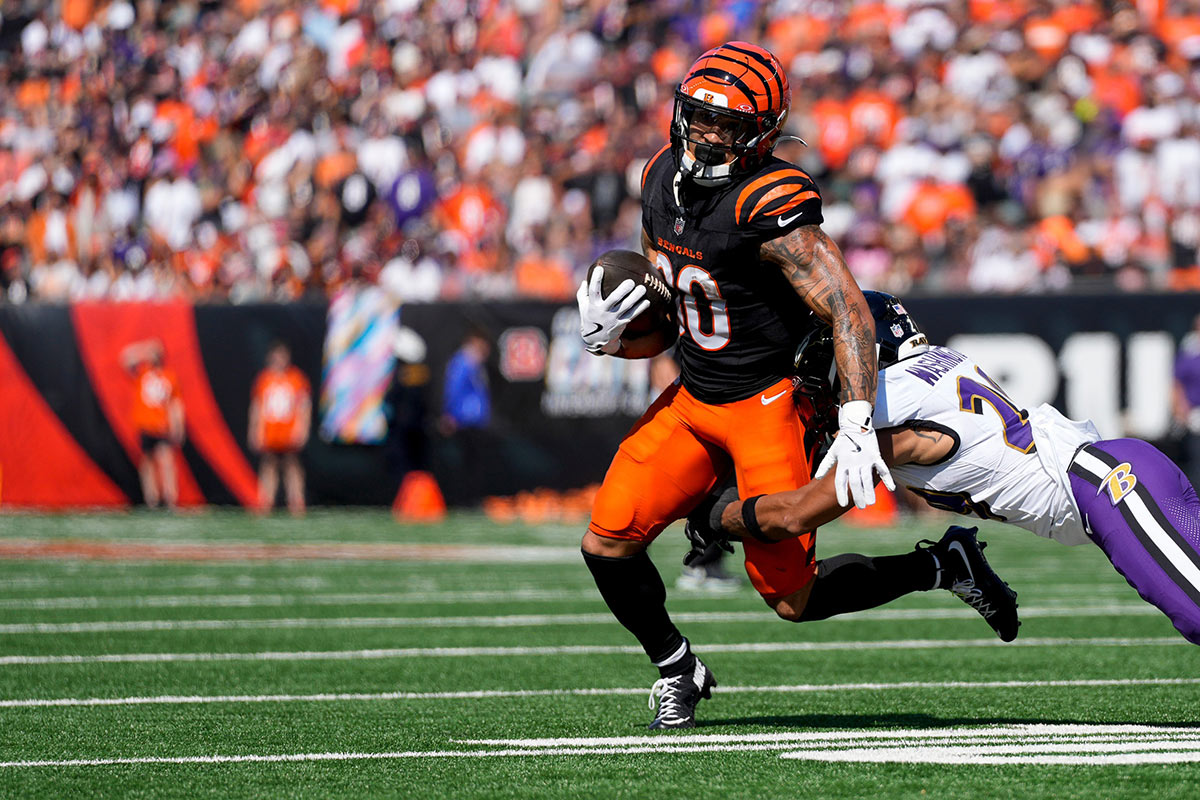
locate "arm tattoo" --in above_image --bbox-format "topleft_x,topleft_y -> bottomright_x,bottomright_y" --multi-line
760,225 -> 877,403
912,428 -> 946,445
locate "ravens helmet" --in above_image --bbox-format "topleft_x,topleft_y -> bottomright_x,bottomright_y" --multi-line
672,42 -> 791,187
793,290 -> 930,406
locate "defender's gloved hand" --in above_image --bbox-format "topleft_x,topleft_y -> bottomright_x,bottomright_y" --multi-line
814,400 -> 896,509
683,484 -> 742,566
577,267 -> 650,354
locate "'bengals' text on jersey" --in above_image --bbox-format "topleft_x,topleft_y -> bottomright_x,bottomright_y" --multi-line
641,145 -> 823,403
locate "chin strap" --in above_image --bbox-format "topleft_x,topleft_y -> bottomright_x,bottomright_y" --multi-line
678,151 -> 734,187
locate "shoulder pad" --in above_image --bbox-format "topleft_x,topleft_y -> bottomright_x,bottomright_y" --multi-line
734,166 -> 822,235
641,145 -> 672,194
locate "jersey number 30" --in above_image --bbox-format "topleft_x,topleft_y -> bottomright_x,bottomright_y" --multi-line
654,253 -> 730,351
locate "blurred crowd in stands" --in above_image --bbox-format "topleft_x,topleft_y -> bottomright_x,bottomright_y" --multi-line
4,0 -> 1200,304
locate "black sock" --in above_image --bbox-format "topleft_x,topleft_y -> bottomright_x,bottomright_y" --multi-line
797,550 -> 938,622
582,548 -> 693,676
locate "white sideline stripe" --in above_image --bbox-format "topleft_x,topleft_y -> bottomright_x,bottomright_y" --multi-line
0,636 -> 1187,666
0,604 -> 1166,635
0,589 -> 596,610
6,725 -> 1200,767
786,749 -> 1200,765
0,541 -> 583,565
0,579 -> 1135,608
5,678 -> 1197,709
462,724 -> 1200,748
13,744 -> 1200,769
0,750 -> 571,768
0,587 -> 1140,613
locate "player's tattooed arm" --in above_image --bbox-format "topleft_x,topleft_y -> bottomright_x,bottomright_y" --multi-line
879,423 -> 957,466
760,225 -> 877,403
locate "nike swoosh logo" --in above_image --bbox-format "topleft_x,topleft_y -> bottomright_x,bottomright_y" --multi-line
946,540 -> 974,582
761,389 -> 789,405
585,323 -> 603,337
777,211 -> 804,227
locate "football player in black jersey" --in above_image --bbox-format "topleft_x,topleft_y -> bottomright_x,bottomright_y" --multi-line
577,43 -> 902,729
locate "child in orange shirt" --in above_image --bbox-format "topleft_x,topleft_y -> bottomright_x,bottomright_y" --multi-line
249,342 -> 311,515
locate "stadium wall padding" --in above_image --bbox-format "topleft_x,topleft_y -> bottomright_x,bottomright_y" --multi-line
1,294 -> 1198,509
0,305 -> 141,501
71,302 -> 259,507
0,329 -> 127,508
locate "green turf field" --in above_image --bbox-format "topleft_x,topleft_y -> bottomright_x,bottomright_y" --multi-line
0,509 -> 1197,798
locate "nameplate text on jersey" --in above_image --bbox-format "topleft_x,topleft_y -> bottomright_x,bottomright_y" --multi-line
656,237 -> 704,261
905,348 -> 968,386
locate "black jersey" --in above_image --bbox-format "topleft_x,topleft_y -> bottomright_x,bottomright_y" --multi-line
640,145 -> 824,404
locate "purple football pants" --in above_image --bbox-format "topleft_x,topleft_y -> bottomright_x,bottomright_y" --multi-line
1068,438 -> 1200,645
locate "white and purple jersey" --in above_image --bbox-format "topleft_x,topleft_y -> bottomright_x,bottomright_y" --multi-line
867,345 -> 1200,645
873,346 -> 1100,545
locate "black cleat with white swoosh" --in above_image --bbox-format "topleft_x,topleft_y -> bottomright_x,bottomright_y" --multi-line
921,526 -> 1020,642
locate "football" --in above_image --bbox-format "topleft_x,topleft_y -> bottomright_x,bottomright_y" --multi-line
586,249 -> 674,337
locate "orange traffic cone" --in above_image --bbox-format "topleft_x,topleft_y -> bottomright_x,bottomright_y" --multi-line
392,470 -> 447,522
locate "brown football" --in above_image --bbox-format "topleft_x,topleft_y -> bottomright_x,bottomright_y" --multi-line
585,249 -> 674,337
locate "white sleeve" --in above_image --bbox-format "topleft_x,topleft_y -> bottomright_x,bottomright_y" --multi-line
872,367 -> 928,429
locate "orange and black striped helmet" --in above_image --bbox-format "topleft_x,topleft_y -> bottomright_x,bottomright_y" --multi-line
671,42 -> 791,186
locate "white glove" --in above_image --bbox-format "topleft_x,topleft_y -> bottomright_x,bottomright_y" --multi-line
577,266 -> 650,354
814,400 -> 896,509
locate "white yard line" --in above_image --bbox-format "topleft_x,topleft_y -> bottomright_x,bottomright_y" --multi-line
2,677 -> 1198,709
786,749 -> 1200,765
0,636 -> 1186,667
10,744 -> 1200,769
0,575 -> 331,592
0,589 -> 596,611
462,723 -> 1200,747
0,539 -> 582,564
0,604 -> 1165,635
6,725 -> 1200,768
0,583 -> 1141,610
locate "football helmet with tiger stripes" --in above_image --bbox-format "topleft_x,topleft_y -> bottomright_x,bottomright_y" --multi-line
672,42 -> 792,187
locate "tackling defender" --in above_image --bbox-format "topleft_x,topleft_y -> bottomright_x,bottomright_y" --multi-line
575,43 -> 1013,730
688,292 -> 1200,647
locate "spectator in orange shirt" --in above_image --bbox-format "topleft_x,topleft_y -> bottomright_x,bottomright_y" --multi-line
901,179 -> 978,243
249,342 -> 312,515
121,340 -> 184,510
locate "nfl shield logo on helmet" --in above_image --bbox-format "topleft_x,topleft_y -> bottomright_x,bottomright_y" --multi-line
674,216 -> 685,235
891,323 -> 904,337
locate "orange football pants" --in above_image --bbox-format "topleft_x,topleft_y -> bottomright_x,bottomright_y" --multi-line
588,377 -> 816,599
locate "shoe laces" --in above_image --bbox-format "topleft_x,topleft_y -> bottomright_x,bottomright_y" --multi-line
648,675 -> 690,722
949,578 -> 996,619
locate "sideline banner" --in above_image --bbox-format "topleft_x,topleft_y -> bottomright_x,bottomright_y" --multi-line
1,293 -> 1197,508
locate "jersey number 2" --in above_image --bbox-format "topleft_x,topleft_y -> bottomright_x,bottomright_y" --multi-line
956,368 -> 1036,454
654,253 -> 730,351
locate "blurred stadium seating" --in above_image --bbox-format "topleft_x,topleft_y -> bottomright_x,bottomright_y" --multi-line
5,0 -> 1200,304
